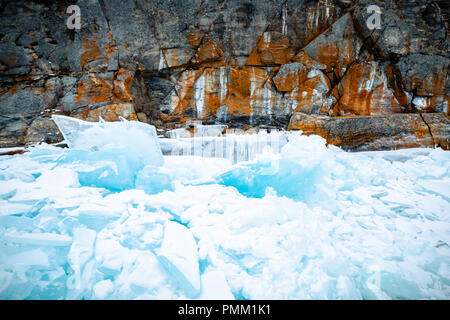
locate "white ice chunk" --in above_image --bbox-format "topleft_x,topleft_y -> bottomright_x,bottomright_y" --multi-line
66,259 -> 97,299
69,202 -> 124,222
50,115 -> 96,147
93,280 -> 114,299
135,165 -> 173,195
2,231 -> 72,247
52,115 -> 164,167
157,221 -> 200,298
68,228 -> 97,271
380,189 -> 416,207
4,248 -> 50,267
94,237 -> 133,276
35,167 -> 79,189
0,180 -> 17,199
0,200 -> 32,216
0,271 -> 13,294
198,270 -> 234,300
116,253 -> 167,298
418,180 -> 450,200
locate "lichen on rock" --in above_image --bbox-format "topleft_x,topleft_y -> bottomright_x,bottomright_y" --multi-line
0,0 -> 449,150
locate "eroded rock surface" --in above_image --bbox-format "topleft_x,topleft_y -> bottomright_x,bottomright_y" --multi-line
0,0 -> 449,150
288,112 -> 443,151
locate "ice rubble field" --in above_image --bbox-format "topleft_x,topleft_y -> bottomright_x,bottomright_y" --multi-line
0,117 -> 450,300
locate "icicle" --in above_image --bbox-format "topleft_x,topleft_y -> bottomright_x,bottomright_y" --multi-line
159,127 -> 290,164
219,67 -> 227,102
282,4 -> 288,36
194,74 -> 205,118
158,50 -> 167,71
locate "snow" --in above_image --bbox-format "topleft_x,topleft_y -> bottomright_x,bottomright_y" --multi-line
198,270 -> 234,300
418,180 -> 450,200
2,231 -> 72,247
157,221 -> 200,298
93,279 -> 114,299
0,122 -> 449,299
68,228 -> 96,271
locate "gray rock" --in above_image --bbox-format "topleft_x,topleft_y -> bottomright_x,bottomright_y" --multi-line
25,117 -> 63,145
0,119 -> 28,147
0,0 -> 448,150
304,13 -> 363,72
354,0 -> 448,59
396,54 -> 449,96
288,112 -> 439,151
0,42 -> 31,75
421,113 -> 450,149
0,88 -> 42,123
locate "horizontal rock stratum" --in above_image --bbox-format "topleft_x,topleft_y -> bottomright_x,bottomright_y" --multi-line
0,0 -> 449,150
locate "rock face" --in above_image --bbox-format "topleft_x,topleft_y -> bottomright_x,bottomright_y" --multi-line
0,0 -> 449,150
289,112 -> 436,151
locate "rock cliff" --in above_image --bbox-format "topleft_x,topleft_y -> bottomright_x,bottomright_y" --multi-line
0,0 -> 449,150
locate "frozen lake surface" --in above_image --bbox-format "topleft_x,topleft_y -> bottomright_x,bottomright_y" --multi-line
0,117 -> 449,299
